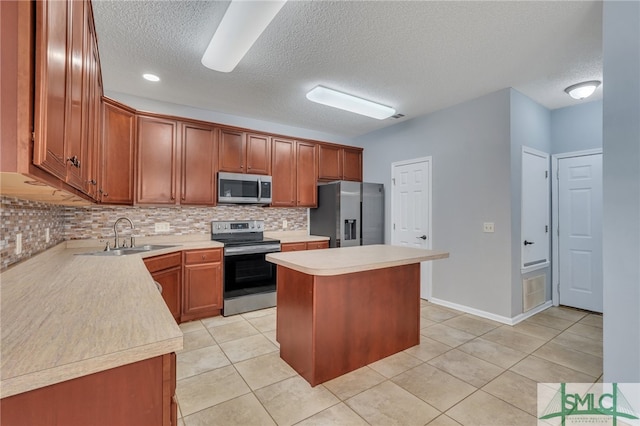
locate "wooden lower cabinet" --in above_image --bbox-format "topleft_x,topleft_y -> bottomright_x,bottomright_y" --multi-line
144,252 -> 182,321
0,353 -> 177,426
281,241 -> 329,252
182,248 -> 223,322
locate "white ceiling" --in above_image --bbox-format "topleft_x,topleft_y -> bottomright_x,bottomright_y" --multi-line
92,0 -> 603,139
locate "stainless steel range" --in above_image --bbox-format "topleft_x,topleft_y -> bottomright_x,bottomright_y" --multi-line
211,220 -> 280,316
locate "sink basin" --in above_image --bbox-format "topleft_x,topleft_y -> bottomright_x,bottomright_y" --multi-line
78,244 -> 178,257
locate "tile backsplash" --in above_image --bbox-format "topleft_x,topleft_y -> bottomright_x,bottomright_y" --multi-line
1,196 -> 307,270
1,197 -> 66,270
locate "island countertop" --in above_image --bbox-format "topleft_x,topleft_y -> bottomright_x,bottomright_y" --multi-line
266,244 -> 449,276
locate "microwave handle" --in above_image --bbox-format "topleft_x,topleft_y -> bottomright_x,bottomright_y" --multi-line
257,177 -> 262,201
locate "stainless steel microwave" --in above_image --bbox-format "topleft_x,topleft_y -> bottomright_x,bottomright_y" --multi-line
217,172 -> 272,205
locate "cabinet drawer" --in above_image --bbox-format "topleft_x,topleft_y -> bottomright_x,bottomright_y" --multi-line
306,241 -> 329,250
281,242 -> 307,252
184,248 -> 222,265
144,252 -> 181,273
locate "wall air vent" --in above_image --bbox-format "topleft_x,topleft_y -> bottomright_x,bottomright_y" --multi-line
391,113 -> 405,119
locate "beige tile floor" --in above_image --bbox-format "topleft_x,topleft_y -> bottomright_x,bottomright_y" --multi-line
175,301 -> 603,426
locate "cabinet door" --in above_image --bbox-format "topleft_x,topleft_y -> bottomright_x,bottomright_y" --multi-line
100,99 -> 135,204
152,266 -> 182,321
218,129 -> 245,173
137,116 -> 178,204
33,0 -> 69,180
342,148 -> 363,182
84,11 -> 101,200
181,123 -> 217,205
317,144 -> 342,181
271,138 -> 296,207
296,141 -> 317,207
246,133 -> 271,175
64,0 -> 86,192
281,242 -> 307,252
183,263 -> 222,318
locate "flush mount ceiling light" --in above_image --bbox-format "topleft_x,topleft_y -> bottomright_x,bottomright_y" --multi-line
142,73 -> 160,82
306,86 -> 396,120
564,80 -> 601,100
201,0 -> 287,73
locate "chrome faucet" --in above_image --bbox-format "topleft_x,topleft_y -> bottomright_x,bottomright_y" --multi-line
113,217 -> 135,248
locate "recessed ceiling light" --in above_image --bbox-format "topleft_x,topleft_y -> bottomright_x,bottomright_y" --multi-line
564,80 -> 601,100
306,86 -> 396,120
142,73 -> 160,82
201,0 -> 287,73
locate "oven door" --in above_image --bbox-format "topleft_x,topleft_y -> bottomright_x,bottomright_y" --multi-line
223,251 -> 277,300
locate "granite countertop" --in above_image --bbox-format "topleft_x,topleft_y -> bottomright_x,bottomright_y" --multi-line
266,244 -> 449,276
0,232 -> 326,398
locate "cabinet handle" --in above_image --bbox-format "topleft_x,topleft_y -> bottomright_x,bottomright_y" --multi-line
66,155 -> 80,168
201,255 -> 206,260
88,179 -> 97,185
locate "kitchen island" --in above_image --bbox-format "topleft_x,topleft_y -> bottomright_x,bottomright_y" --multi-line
266,244 -> 449,386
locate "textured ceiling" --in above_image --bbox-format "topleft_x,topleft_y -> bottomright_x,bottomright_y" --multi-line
92,0 -> 603,138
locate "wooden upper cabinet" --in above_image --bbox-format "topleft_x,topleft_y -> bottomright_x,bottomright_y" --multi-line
218,129 -> 245,173
33,0 -> 69,180
317,144 -> 342,181
271,138 -> 296,207
33,0 -> 103,196
246,133 -> 271,175
64,0 -> 86,191
136,115 -> 178,205
100,98 -> 135,205
181,123 -> 217,205
342,147 -> 363,181
296,141 -> 317,207
218,130 -> 270,175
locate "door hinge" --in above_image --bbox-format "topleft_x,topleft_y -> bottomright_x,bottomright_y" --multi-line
545,170 -> 548,178
393,223 -> 396,230
392,178 -> 396,186
557,227 -> 560,236
31,132 -> 35,142
545,225 -> 548,233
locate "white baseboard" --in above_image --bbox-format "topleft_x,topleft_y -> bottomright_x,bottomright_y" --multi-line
427,298 -> 553,326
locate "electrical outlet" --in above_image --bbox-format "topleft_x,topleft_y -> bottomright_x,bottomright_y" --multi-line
45,228 -> 50,243
15,233 -> 22,255
282,219 -> 288,229
483,222 -> 495,233
155,222 -> 170,233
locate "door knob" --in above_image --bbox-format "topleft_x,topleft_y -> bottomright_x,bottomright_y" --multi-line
417,235 -> 427,240
523,240 -> 535,246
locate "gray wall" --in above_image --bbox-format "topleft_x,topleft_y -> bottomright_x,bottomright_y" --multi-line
551,101 -> 603,154
105,91 -> 354,146
509,90 -> 552,316
602,0 -> 640,382
353,89 -> 514,318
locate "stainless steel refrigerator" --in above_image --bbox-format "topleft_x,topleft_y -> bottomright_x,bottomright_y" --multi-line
310,181 -> 384,248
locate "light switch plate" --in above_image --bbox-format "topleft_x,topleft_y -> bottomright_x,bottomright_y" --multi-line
16,233 -> 22,254
282,219 -> 288,229
45,228 -> 50,243
483,222 -> 495,233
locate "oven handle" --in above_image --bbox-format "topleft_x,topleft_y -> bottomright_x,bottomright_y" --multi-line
224,245 -> 281,256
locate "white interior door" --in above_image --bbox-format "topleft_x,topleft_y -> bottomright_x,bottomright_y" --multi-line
391,157 -> 432,299
522,147 -> 550,272
558,154 -> 603,312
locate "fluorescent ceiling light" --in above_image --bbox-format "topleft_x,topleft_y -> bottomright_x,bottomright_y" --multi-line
564,80 -> 601,100
306,86 -> 396,120
201,0 -> 287,73
142,73 -> 160,82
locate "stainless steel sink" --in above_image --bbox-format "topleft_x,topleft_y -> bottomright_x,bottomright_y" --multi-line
78,244 -> 178,256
